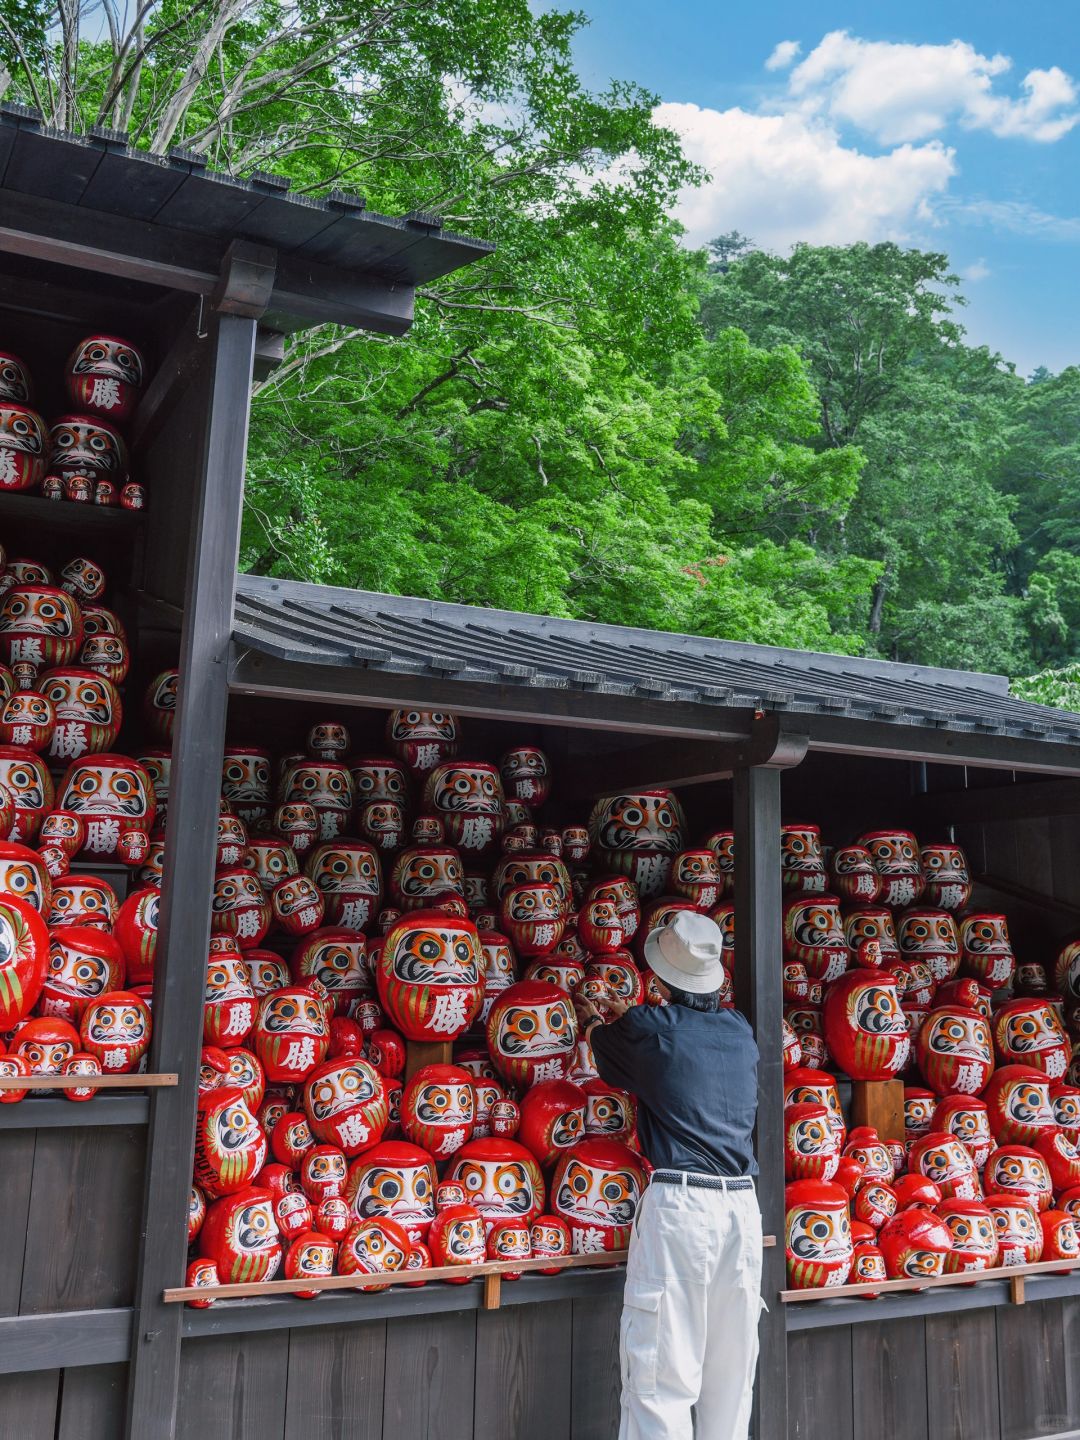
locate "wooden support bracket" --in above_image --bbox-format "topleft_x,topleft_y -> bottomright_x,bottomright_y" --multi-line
405,1040 -> 453,1083
849,1079 -> 905,1144
568,715 -> 810,800
1010,1274 -> 1026,1305
483,1273 -> 502,1310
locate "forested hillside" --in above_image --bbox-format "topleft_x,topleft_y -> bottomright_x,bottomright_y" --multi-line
4,0 -> 1077,680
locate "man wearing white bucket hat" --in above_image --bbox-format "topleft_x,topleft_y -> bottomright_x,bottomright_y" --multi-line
578,909 -> 761,1440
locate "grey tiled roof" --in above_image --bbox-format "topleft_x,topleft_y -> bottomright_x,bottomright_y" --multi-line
233,575 -> 1080,743
0,106 -> 493,288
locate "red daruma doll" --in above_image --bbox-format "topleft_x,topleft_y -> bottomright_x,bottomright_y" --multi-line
199,1188 -> 282,1284
428,1185 -> 486,1281
344,1141 -> 438,1243
56,754 -> 155,862
193,1086 -> 267,1199
822,966 -> 910,1080
551,1137 -> 647,1254
0,892 -> 49,1027
303,1056 -> 387,1154
252,986 -> 330,1083
784,1180 -> 853,1289
39,925 -> 124,1022
79,989 -> 151,1072
401,1063 -> 475,1160
376,911 -> 484,1041
448,1138 -> 546,1230
486,980 -> 578,1088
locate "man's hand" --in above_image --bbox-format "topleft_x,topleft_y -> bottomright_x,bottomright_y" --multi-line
574,995 -> 603,1028
604,994 -> 632,1021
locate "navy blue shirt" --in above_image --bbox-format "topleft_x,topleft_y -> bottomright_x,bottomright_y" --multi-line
589,1004 -> 759,1177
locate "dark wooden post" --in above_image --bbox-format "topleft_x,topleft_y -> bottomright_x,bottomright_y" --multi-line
125,245 -> 276,1440
733,760 -> 787,1440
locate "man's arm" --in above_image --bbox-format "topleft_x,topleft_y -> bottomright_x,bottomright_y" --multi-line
585,1004 -> 648,1092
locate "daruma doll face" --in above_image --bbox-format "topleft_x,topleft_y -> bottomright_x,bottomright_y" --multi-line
376,912 -> 483,1042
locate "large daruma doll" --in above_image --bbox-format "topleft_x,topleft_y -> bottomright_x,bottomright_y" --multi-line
588,790 -> 685,899
376,910 -> 484,1041
783,894 -> 850,983
550,1137 -> 646,1254
915,1005 -> 994,1096
0,892 -> 48,1026
56,754 -> 155,861
199,1188 -> 281,1284
448,1137 -> 546,1231
784,1180 -> 852,1289
486,980 -> 578,1088
822,967 -> 910,1080
992,997 -> 1071,1081
303,1056 -> 387,1154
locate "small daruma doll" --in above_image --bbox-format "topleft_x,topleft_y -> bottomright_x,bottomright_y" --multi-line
448,1137 -> 546,1230
920,843 -> 972,912
387,709 -> 459,773
500,747 -> 550,808
422,761 -> 505,855
588,790 -> 686,899
279,759 -> 354,841
39,668 -> 121,760
0,586 -> 83,668
0,405 -> 47,492
428,1187 -> 486,1279
983,1066 -> 1056,1146
390,845 -> 465,911
193,1086 -> 267,1199
501,882 -> 566,959
938,1198 -> 998,1273
897,909 -> 961,984
487,980 -> 577,1088
66,335 -> 144,421
670,849 -> 725,910
551,1137 -> 647,1254
858,830 -> 924,909
56,754 -> 155,861
344,1141 -> 438,1242
915,1005 -> 994,1096
959,913 -> 1015,991
783,894 -> 850,983
784,1180 -> 852,1289
780,824 -> 828,894
199,1188 -> 282,1284
203,944 -> 257,1048
517,1079 -> 587,1169
992,997 -> 1071,1081
79,989 -> 151,1072
822,967 -> 910,1080
376,911 -> 484,1042
305,840 -> 382,929
0,892 -> 49,1026
829,846 -> 881,904
784,1103 -> 841,1182
252,986 -> 330,1083
0,748 -> 53,841
303,1056 -> 388,1154
39,925 -> 124,1023
211,868 -> 271,950
908,1132 -> 982,1201
932,1095 -> 994,1170
878,1207 -> 952,1279
401,1063 -> 476,1159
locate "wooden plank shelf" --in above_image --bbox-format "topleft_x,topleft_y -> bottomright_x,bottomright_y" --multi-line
180,1266 -> 627,1339
0,1073 -> 177,1090
0,1092 -> 152,1128
0,1307 -> 133,1374
781,1253 -> 1080,1305
0,488 -> 143,536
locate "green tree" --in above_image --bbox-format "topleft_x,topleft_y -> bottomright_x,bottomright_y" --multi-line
703,241 -> 1026,670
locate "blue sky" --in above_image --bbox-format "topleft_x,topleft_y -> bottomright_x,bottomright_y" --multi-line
571,1 -> 1080,376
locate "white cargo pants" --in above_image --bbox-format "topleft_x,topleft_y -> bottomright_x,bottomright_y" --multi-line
618,1175 -> 763,1440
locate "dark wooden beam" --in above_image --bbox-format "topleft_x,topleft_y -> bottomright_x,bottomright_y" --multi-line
804,713 -> 1080,776
125,259 -> 268,1440
733,763 -> 788,1440
0,1308 -> 132,1373
228,646 -> 755,740
561,715 -> 809,797
915,776 -> 1080,825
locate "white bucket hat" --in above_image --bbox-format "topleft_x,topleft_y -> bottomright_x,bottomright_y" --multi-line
643,911 -> 726,994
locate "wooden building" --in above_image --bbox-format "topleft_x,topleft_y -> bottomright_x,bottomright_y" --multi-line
2,114 -> 1080,1440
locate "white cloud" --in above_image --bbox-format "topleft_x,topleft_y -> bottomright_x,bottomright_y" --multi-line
765,40 -> 801,73
942,197 -> 1080,240
654,101 -> 955,250
960,258 -> 991,282
786,32 -> 1079,144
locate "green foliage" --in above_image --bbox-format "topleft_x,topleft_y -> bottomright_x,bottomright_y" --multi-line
1012,665 -> 1080,714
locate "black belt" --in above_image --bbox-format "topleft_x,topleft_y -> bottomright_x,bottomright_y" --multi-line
651,1171 -> 754,1192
